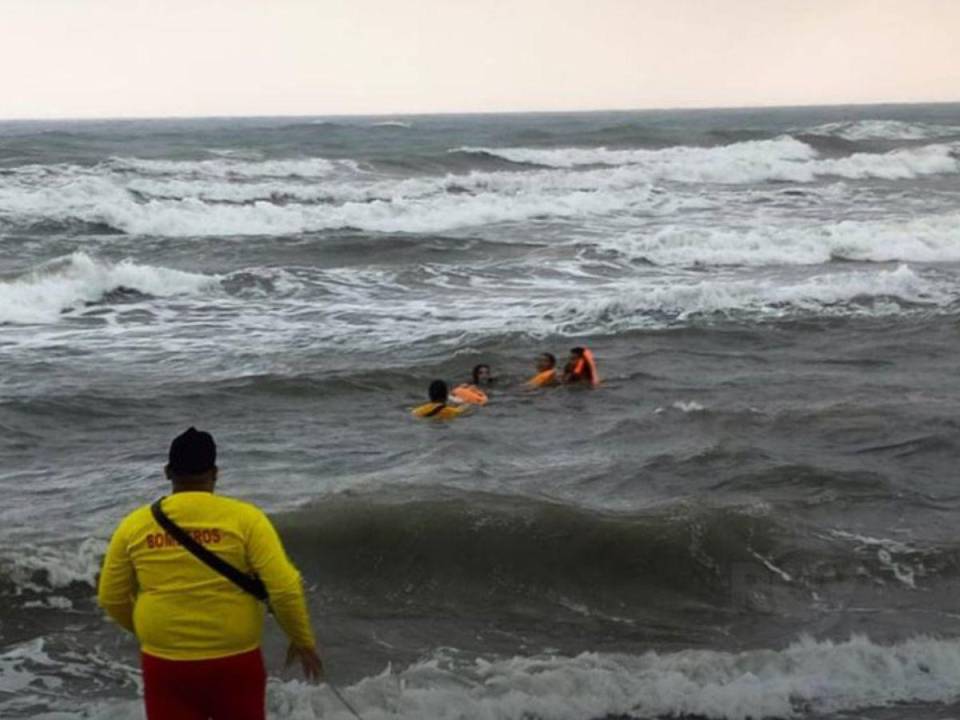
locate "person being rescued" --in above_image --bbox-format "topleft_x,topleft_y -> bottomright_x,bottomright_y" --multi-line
450,364 -> 493,405
412,380 -> 471,419
527,353 -> 560,388
563,346 -> 600,386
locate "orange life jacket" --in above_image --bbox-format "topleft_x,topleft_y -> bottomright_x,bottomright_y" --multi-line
450,384 -> 488,405
527,369 -> 559,388
570,349 -> 600,386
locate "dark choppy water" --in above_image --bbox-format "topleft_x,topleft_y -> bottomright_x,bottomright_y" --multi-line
3,105 -> 960,719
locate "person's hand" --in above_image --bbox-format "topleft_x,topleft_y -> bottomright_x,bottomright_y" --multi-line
285,642 -> 324,682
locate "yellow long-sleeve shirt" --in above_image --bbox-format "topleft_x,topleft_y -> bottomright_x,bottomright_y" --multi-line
97,492 -> 314,660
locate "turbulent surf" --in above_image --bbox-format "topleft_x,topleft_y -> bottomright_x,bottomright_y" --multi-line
2,104 -> 960,719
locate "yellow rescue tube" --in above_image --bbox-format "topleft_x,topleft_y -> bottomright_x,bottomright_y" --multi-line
527,369 -> 559,388
411,402 -> 467,419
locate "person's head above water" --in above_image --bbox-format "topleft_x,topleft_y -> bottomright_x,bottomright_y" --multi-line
164,426 -> 218,489
472,364 -> 492,386
536,353 -> 556,372
565,346 -> 599,385
564,347 -> 583,371
428,379 -> 449,403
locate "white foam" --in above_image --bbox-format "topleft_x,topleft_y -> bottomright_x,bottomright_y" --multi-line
811,143 -> 960,181
0,158 -> 676,235
0,638 -> 141,719
804,120 -> 960,141
554,264 -> 952,332
2,249 -> 954,352
0,252 -> 218,324
457,139 -> 960,183
372,120 -> 413,128
1,137 -> 956,238
12,179 -> 655,237
829,530 -> 924,589
122,160 -> 701,206
459,136 -> 819,174
4,256 -> 952,346
312,265 -> 957,349
1,537 -> 106,590
0,639 -> 60,697
204,148 -> 266,160
28,634 -> 960,720
0,170 -> 138,229
264,635 -> 960,719
24,595 -> 74,610
108,155 -> 359,179
609,210 -> 960,267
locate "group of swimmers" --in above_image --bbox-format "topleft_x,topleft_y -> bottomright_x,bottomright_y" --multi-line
412,346 -> 600,419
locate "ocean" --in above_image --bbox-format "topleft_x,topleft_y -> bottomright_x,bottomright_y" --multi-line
2,104 -> 960,719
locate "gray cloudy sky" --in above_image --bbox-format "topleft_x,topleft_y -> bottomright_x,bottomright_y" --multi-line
2,0 -> 959,119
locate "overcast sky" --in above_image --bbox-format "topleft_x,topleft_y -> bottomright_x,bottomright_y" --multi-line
2,0 -> 959,119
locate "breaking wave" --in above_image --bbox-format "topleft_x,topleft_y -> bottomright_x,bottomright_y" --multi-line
548,265 -> 957,333
8,624 -> 960,720
458,139 -> 960,182
370,120 -> 413,129
802,119 -> 960,142
1,137 -> 958,237
109,155 -> 360,179
3,251 -> 958,338
1,488 -> 946,631
261,635 -> 960,720
604,210 -> 960,267
0,252 -> 218,324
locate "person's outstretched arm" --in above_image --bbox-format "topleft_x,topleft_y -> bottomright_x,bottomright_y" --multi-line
246,512 -> 323,680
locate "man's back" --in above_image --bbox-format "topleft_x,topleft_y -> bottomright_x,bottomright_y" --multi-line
98,427 -> 321,720
99,492 -> 309,660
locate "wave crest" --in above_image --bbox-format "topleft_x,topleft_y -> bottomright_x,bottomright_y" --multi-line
1,137 -> 958,237
456,139 -> 960,183
803,119 -> 960,141
549,265 -> 953,333
258,634 -> 960,720
0,252 -> 217,324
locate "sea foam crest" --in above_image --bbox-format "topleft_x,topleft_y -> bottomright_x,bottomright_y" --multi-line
0,638 -> 141,718
0,538 -> 106,591
608,210 -> 960,267
1,139 -> 957,237
803,119 -> 960,141
0,159 -> 674,235
457,140 -> 960,183
1,177 -> 657,237
46,634 -> 960,719
108,155 -> 360,179
0,252 -> 218,324
262,634 -> 960,720
458,136 -> 817,170
371,120 -> 413,128
554,265 -> 952,332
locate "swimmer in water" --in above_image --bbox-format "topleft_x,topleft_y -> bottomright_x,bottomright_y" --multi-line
450,364 -> 493,405
527,353 -> 559,388
563,347 -> 600,386
412,380 -> 470,419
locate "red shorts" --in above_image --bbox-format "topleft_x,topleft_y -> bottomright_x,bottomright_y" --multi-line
141,648 -> 266,720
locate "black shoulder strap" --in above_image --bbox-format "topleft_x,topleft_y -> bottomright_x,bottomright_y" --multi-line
425,402 -> 447,417
150,497 -> 268,602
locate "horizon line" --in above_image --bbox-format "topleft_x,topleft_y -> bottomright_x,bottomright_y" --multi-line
2,98 -> 959,124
